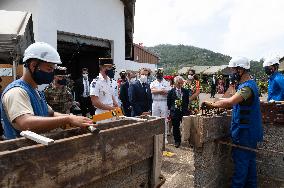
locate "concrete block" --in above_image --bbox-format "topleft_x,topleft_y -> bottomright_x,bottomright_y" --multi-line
258,175 -> 284,188
257,160 -> 284,180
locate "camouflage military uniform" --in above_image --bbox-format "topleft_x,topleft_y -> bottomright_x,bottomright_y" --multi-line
44,84 -> 73,114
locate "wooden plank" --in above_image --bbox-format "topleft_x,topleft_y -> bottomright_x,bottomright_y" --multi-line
181,116 -> 192,142
0,118 -> 164,187
151,134 -> 163,188
0,119 -> 135,152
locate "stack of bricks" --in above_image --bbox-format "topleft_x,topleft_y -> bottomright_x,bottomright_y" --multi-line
260,102 -> 284,124
182,114 -> 232,188
258,102 -> 284,187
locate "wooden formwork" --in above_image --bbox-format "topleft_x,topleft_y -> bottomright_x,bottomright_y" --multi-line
0,117 -> 164,188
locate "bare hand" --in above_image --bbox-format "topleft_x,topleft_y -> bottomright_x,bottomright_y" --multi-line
142,112 -> 151,115
161,90 -> 168,95
201,101 -> 214,110
113,102 -> 119,108
68,114 -> 94,128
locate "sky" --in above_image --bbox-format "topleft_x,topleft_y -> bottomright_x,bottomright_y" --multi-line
133,0 -> 284,60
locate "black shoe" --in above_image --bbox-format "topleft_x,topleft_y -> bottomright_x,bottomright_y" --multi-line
174,142 -> 180,148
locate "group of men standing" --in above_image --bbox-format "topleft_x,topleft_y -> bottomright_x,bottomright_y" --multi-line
1,41 -> 284,188
118,68 -> 190,148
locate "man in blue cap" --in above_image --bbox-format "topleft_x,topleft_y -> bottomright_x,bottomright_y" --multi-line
202,56 -> 263,188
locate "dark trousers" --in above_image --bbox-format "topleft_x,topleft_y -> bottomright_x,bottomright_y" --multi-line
172,116 -> 182,143
79,96 -> 96,116
122,105 -> 131,117
211,86 -> 216,97
0,122 -> 3,138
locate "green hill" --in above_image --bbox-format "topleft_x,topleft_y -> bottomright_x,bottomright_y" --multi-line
147,44 -> 266,79
147,44 -> 231,74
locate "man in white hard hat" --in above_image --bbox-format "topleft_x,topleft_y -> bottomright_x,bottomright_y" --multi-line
202,57 -> 263,188
1,42 -> 94,140
263,56 -> 284,101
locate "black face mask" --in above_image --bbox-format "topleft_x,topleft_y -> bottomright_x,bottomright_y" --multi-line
106,69 -> 115,78
33,69 -> 54,85
156,74 -> 163,80
57,79 -> 67,86
121,74 -> 126,80
264,67 -> 274,75
230,72 -> 242,83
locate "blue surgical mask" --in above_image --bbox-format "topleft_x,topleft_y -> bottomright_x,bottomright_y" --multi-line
57,79 -> 67,86
33,69 -> 54,85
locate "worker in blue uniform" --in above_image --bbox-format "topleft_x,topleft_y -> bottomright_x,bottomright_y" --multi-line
1,42 -> 94,140
202,57 -> 263,188
263,56 -> 284,101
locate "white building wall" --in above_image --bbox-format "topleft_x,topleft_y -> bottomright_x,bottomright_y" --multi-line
0,0 -> 126,73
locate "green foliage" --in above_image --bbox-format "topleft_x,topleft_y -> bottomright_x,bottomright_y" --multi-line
147,44 -> 267,82
147,44 -> 231,74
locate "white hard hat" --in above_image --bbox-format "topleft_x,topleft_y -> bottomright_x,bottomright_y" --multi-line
228,56 -> 250,69
263,56 -> 280,67
23,42 -> 61,64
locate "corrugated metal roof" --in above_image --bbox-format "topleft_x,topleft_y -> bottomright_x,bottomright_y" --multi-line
191,65 -> 211,74
203,65 -> 228,75
178,66 -> 192,74
0,10 -> 34,63
178,65 -> 231,75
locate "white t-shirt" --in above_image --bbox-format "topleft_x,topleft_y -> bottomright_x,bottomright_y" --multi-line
2,87 -> 52,126
150,79 -> 171,101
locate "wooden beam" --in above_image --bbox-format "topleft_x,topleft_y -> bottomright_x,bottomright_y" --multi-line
0,118 -> 164,187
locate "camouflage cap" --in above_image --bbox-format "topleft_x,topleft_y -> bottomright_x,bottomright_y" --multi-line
54,66 -> 67,75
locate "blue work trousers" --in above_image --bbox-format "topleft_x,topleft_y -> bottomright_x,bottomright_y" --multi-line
231,129 -> 257,188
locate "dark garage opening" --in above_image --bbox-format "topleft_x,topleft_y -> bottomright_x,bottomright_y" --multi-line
57,41 -> 111,81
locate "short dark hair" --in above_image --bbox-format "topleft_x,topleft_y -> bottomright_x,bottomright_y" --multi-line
139,68 -> 149,74
82,68 -> 88,72
188,69 -> 195,75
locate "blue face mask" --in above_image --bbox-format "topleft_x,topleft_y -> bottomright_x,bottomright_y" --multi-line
57,78 -> 67,86
33,69 -> 54,85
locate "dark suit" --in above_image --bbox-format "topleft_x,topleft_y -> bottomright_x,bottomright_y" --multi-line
119,81 -> 131,117
210,77 -> 217,98
167,87 -> 190,144
129,80 -> 152,117
74,77 -> 96,116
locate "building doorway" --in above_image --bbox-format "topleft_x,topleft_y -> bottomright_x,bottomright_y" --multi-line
57,31 -> 111,80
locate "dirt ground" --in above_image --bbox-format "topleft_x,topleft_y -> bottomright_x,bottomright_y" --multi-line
161,138 -> 195,188
160,93 -> 268,187
161,93 -> 220,188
